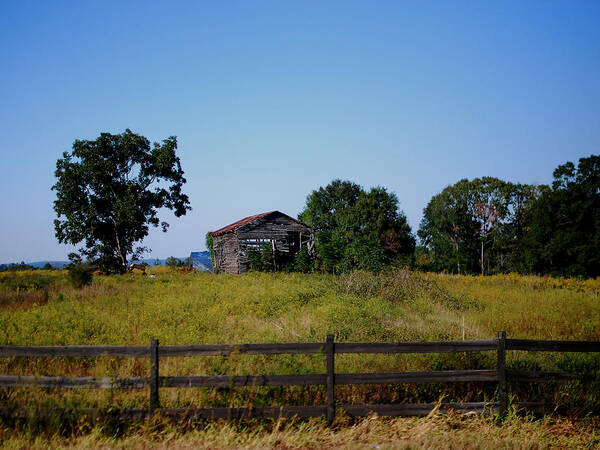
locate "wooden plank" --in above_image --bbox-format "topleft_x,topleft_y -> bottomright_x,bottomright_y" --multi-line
160,374 -> 326,387
0,346 -> 148,357
159,343 -> 324,356
326,334 -> 335,423
506,370 -> 594,382
0,341 -> 496,358
335,369 -> 498,385
0,371 -> 498,389
0,375 -> 146,389
149,339 -> 159,412
506,339 -> 600,352
335,340 -> 498,354
0,407 -> 150,420
0,406 -> 325,421
341,402 -> 499,417
497,331 -> 507,416
160,406 -> 327,419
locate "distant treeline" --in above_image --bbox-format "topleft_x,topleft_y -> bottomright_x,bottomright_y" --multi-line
290,154 -> 600,278
0,262 -> 54,272
0,257 -> 190,273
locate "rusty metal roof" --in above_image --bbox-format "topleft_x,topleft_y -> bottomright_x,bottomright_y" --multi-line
210,211 -> 275,236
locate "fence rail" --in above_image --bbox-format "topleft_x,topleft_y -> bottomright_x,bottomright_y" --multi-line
0,339 -> 500,357
505,339 -> 600,352
0,333 -> 598,422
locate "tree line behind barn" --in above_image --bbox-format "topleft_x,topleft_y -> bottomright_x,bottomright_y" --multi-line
49,130 -> 600,278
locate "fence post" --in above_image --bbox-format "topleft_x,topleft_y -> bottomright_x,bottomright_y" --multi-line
149,339 -> 159,415
497,331 -> 507,417
326,334 -> 335,424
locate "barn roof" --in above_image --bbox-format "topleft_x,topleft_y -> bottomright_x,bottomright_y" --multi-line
210,211 -> 275,236
210,211 -> 311,236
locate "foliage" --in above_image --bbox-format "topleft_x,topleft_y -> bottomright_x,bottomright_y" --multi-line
299,179 -> 415,273
205,232 -> 214,271
247,243 -> 288,272
165,256 -> 188,268
52,129 -> 191,274
247,247 -> 261,271
67,264 -> 93,288
293,246 -> 313,273
335,269 -> 479,312
520,155 -> 600,278
0,262 -> 36,272
418,177 -> 539,275
260,242 -> 275,271
0,271 -> 61,309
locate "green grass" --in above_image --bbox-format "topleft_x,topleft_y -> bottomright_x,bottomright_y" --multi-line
0,268 -> 599,445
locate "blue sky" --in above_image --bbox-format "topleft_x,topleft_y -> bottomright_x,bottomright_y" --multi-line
1,1 -> 599,262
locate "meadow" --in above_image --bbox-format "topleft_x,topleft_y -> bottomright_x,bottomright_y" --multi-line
0,268 -> 599,448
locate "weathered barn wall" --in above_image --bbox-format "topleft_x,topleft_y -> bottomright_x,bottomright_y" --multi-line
237,213 -> 313,273
212,232 -> 239,274
210,211 -> 314,274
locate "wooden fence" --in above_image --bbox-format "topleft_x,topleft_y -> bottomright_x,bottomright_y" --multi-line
0,332 -> 598,422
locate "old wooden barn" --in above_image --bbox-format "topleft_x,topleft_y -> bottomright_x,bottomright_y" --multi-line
209,211 -> 314,274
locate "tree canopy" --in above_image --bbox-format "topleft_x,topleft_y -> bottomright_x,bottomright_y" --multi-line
299,180 -> 415,272
418,177 -> 538,274
52,129 -> 191,273
520,155 -> 600,278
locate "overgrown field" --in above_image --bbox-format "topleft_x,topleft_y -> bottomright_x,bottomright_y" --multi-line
0,269 -> 599,447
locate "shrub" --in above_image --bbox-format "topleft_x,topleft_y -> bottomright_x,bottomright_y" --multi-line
260,243 -> 275,271
247,247 -> 261,271
294,247 -> 314,273
67,264 -> 93,288
165,257 -> 188,268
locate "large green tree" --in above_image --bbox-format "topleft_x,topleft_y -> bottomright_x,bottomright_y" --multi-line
52,129 -> 191,273
299,180 -> 415,272
418,180 -> 478,273
521,155 -> 600,277
418,177 -> 537,274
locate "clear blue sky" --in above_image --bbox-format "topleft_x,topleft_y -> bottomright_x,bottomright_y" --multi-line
1,1 -> 599,262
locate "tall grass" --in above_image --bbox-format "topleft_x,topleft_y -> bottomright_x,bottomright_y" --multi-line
1,413 -> 598,449
0,269 -> 598,425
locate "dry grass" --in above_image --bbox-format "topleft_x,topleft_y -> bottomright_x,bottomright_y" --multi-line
1,412 -> 598,449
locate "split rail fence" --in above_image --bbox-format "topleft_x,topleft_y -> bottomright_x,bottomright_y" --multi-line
0,332 -> 598,422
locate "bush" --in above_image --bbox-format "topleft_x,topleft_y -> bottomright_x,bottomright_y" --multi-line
294,247 -> 313,273
67,264 -> 93,288
247,243 -> 280,272
260,243 -> 275,271
247,247 -> 261,271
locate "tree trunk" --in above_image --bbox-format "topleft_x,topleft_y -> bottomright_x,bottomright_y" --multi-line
114,230 -> 128,273
455,242 -> 460,274
480,240 -> 485,276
